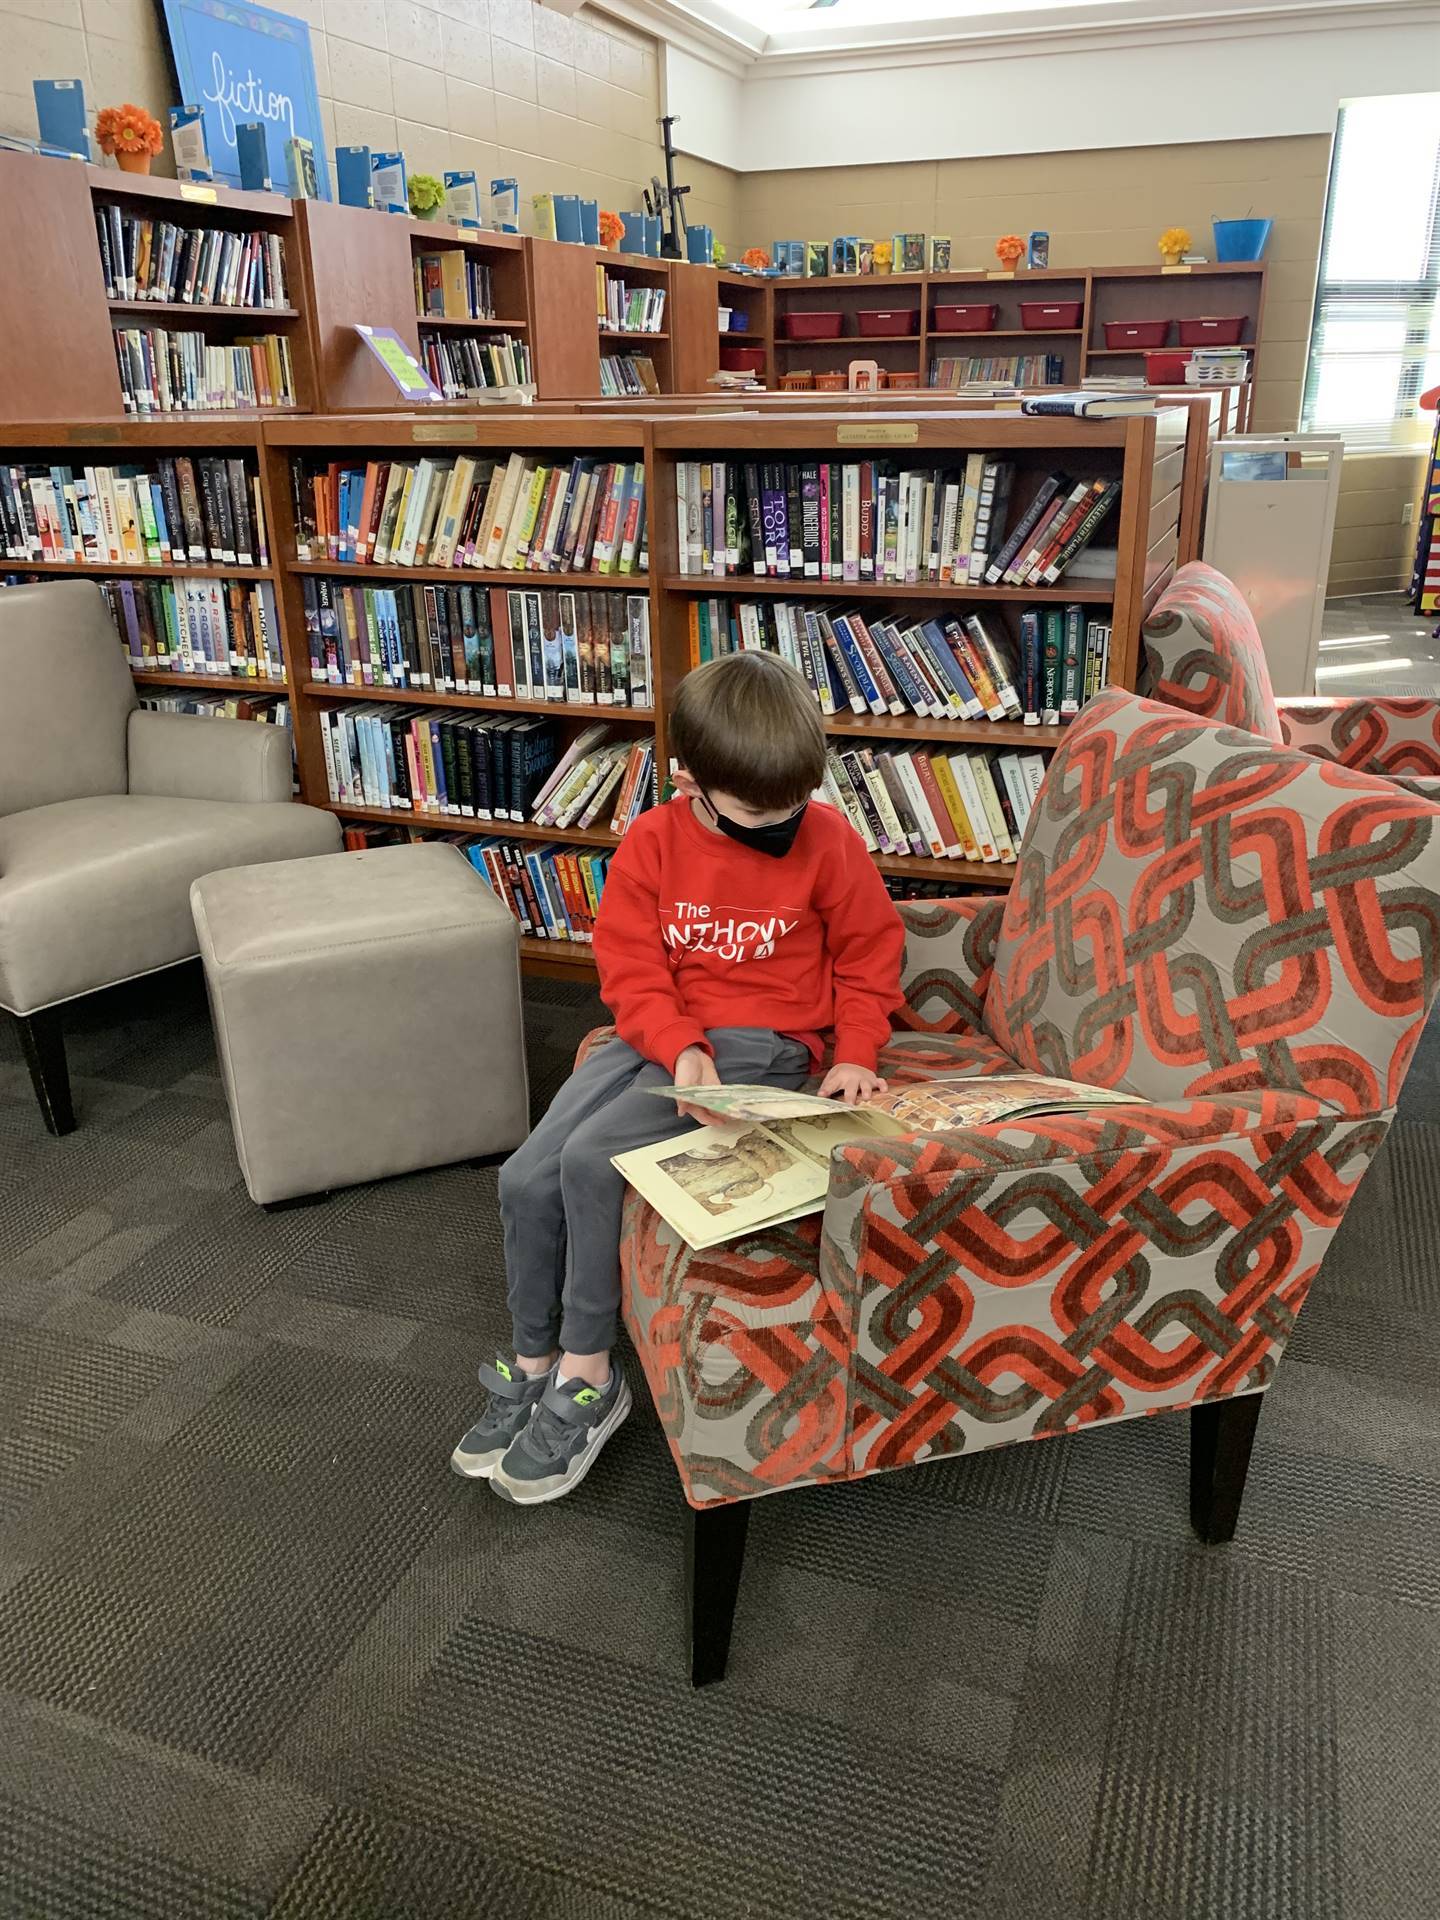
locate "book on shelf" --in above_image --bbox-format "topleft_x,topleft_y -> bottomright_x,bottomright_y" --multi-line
982,471 -> 1120,585
930,353 -> 1064,389
815,738 -> 1047,864
317,706 -> 654,837
94,210 -> 289,309
599,354 -> 660,397
597,270 -> 666,333
1019,392 -> 1155,418
112,326 -> 296,412
1018,608 -> 1110,725
286,136 -> 320,200
465,836 -> 610,944
300,575 -> 651,706
139,689 -> 290,726
0,455 -> 267,570
684,592 -> 1052,727
414,249 -> 494,320
418,332 -> 531,399
615,1073 -> 1135,1249
98,576 -> 284,679
289,453 -> 647,579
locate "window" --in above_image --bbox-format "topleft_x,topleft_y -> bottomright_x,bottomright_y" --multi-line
1302,93 -> 1440,451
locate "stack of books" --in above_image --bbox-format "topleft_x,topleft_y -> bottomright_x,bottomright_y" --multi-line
290,452 -> 647,577
530,724 -> 654,833
414,249 -> 494,319
138,689 -> 290,726
819,741 -> 1046,864
0,456 -> 267,568
301,578 -> 652,706
95,212 -> 289,309
113,328 -> 296,412
101,577 -> 283,679
673,456 -> 1118,589
598,273 -> 666,332
930,352 -> 1064,388
599,354 -> 660,397
463,837 -> 610,945
418,332 -> 531,398
687,596 -> 1110,728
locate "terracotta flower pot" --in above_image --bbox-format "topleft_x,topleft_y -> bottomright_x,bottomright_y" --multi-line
114,149 -> 152,175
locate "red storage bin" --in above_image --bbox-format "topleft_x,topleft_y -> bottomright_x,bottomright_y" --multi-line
1019,300 -> 1083,329
784,310 -> 843,340
1104,318 -> 1171,349
857,308 -> 919,337
932,302 -> 998,333
1145,349 -> 1193,384
1177,315 -> 1245,346
719,345 -> 766,374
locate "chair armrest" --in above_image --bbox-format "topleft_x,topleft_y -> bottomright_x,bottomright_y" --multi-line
1279,696 -> 1440,779
819,1090 -> 1388,1467
127,709 -> 292,804
895,896 -> 1007,1037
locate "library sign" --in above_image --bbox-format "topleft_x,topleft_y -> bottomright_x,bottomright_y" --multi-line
159,0 -> 330,198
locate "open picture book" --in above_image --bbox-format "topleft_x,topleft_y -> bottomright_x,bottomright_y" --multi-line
611,1073 -> 1136,1252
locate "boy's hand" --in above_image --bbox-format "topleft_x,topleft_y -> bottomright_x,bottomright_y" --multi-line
819,1062 -> 888,1107
674,1044 -> 724,1124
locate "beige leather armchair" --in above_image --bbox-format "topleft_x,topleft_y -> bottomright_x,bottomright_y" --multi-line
1,581 -> 341,1133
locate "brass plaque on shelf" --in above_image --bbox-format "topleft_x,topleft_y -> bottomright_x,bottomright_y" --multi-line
412,421 -> 480,442
1160,264 -> 1193,274
72,425 -> 120,444
180,183 -> 219,204
836,423 -> 919,446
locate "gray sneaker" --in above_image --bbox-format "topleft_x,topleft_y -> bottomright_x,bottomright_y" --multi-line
490,1369 -> 633,1505
450,1357 -> 553,1479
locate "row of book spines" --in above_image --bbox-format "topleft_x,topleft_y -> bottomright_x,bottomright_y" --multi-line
532,736 -> 654,833
414,252 -> 494,320
928,355 -> 1063,385
467,840 -> 610,945
0,457 -> 266,572
418,334 -> 531,399
301,577 -> 652,708
821,742 -> 1046,865
139,692 -> 290,722
674,456 -> 1014,586
598,272 -> 666,332
101,576 -> 282,679
320,705 -> 561,824
688,597 -> 1025,724
989,474 -> 1121,587
114,329 -> 297,413
291,453 -> 646,578
95,209 -> 288,307
1018,610 -> 1112,724
599,356 -> 660,397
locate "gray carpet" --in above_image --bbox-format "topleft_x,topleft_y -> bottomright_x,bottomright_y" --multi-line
2,968 -> 1439,1920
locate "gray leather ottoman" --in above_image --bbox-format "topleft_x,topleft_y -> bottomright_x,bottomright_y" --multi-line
191,842 -> 529,1204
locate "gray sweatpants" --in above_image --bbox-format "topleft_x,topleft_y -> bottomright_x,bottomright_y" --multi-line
499,1027 -> 812,1356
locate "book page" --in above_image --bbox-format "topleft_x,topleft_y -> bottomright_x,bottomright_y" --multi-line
614,1120 -> 831,1251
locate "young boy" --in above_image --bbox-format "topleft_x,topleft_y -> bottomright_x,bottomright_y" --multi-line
452,650 -> 906,1505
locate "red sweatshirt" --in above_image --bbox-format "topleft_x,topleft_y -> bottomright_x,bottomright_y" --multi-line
592,796 -> 905,1075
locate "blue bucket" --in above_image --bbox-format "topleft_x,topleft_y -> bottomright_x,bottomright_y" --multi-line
1213,217 -> 1272,262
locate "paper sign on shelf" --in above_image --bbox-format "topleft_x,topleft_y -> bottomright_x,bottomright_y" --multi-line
180,182 -> 219,203
353,325 -> 445,403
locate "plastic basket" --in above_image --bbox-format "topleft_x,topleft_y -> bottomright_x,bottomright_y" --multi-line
1177,315 -> 1245,347
932,303 -> 998,333
1212,218 -> 1271,262
784,310 -> 843,340
1104,319 -> 1171,349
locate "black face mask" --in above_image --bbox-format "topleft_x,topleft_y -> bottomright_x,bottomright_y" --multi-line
702,791 -> 808,859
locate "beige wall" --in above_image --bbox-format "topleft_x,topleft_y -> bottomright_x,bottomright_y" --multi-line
738,134 -> 1421,592
0,0 -> 669,228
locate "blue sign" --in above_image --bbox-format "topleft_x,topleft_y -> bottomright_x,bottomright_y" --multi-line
158,0 -> 329,198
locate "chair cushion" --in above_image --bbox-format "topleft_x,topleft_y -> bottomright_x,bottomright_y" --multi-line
1140,560 -> 1283,742
0,580 -> 136,816
617,1024 -> 1024,1506
0,795 -> 341,1014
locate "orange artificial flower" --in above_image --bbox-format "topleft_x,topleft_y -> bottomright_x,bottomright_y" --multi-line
598,209 -> 625,248
994,233 -> 1025,267
741,247 -> 770,270
95,103 -> 164,157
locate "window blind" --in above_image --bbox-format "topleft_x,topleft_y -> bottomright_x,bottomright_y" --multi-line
1301,93 -> 1440,451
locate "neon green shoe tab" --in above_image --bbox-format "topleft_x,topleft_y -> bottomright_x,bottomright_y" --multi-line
496,1360 -> 514,1382
573,1387 -> 601,1406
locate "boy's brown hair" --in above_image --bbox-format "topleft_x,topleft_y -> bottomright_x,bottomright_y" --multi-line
669,652 -> 826,809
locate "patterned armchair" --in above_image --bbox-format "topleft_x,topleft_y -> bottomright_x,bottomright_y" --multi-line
604,687 -> 1440,1684
1140,559 -> 1440,796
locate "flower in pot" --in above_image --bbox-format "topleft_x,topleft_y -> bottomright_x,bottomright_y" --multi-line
712,239 -> 727,266
740,247 -> 770,272
409,172 -> 445,220
95,103 -> 164,175
994,233 -> 1025,269
1158,225 -> 1192,266
598,208 -> 625,251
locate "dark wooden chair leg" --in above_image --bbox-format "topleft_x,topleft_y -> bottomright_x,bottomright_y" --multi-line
1190,1393 -> 1264,1545
685,1498 -> 751,1687
17,1009 -> 75,1136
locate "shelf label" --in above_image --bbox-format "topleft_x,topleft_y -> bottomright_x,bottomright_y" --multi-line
986,270 -> 1016,280
413,421 -> 479,442
836,423 -> 919,445
1161,264 -> 1193,275
180,182 -> 219,204
71,425 -> 120,444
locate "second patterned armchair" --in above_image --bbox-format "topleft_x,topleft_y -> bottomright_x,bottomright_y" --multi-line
1140,558 -> 1440,795
602,687 -> 1440,1683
